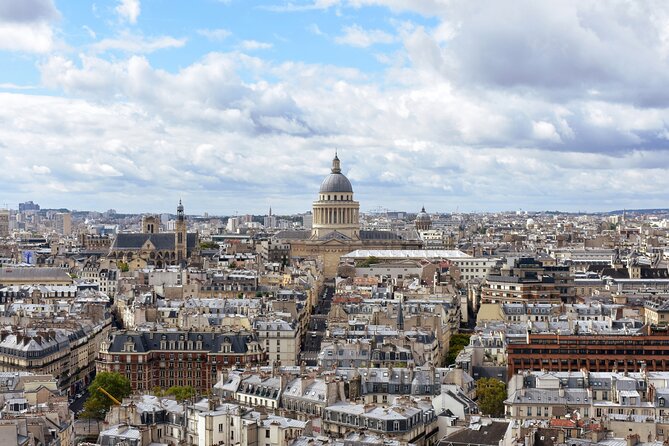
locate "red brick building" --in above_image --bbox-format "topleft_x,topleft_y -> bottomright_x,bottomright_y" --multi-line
507,325 -> 669,379
97,331 -> 265,393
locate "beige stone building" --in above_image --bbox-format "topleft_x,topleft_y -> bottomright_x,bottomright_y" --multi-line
0,321 -> 111,393
254,318 -> 300,366
281,154 -> 422,278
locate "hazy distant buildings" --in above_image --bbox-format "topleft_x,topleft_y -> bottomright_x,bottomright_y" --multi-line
18,201 -> 39,212
0,210 -> 9,237
54,212 -> 72,235
263,208 -> 277,229
301,211 -> 313,229
226,216 -> 240,233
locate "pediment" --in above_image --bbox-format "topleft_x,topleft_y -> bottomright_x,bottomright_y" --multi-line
142,239 -> 156,250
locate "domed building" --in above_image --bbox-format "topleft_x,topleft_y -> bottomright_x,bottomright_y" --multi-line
279,153 -> 423,278
311,154 -> 360,240
415,206 -> 432,231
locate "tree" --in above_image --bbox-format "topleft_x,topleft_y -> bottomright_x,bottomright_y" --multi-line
476,377 -> 507,417
446,333 -> 471,365
199,241 -> 219,250
165,386 -> 196,401
356,256 -> 379,267
82,372 -> 132,420
117,261 -> 130,272
152,386 -> 166,397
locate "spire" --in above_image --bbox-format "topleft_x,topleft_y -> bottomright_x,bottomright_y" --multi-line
177,199 -> 184,221
331,151 -> 341,174
421,205 -> 426,213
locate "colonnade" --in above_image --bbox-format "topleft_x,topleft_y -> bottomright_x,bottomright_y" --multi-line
314,206 -> 359,225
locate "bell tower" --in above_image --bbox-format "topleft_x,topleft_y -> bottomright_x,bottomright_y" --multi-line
175,200 -> 187,264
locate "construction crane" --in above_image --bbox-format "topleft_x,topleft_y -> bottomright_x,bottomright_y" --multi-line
96,386 -> 122,405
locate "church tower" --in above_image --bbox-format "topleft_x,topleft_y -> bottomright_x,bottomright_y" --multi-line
175,200 -> 187,264
311,153 -> 360,240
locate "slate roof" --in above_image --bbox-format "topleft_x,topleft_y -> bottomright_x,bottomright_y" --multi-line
283,377 -> 328,402
0,267 -> 71,283
273,230 -> 311,240
440,420 -> 509,446
105,330 -> 259,354
360,230 -> 401,240
111,233 -> 197,251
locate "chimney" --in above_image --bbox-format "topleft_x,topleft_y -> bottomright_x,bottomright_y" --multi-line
626,434 -> 640,446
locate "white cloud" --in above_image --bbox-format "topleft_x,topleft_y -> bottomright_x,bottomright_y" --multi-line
335,24 -> 395,47
0,20 -> 55,53
73,162 -> 124,177
197,28 -> 231,41
239,40 -> 273,50
89,33 -> 186,54
263,0 -> 341,12
115,0 -> 140,24
532,121 -> 561,143
8,1 -> 669,212
32,165 -> 51,174
0,83 -> 36,90
82,25 -> 96,39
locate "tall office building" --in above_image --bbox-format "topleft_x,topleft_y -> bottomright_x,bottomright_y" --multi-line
0,210 -> 9,237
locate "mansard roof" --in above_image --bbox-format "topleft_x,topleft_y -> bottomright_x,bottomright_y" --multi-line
105,330 -> 259,354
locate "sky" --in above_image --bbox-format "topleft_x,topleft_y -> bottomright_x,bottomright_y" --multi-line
2,0 -> 669,215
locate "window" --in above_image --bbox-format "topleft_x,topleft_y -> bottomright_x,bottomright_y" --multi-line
218,424 -> 223,433
265,430 -> 270,438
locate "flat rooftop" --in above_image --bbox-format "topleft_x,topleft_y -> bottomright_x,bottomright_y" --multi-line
343,249 -> 471,259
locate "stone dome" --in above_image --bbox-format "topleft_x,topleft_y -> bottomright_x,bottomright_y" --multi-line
320,173 -> 353,193
416,206 -> 431,222
415,206 -> 432,231
319,154 -> 353,193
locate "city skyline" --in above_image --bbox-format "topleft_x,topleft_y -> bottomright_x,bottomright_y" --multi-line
3,1 -> 669,214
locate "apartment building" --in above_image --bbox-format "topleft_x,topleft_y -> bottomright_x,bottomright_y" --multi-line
322,396 -> 438,446
507,324 -> 669,378
254,318 -> 300,366
97,331 -> 265,393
